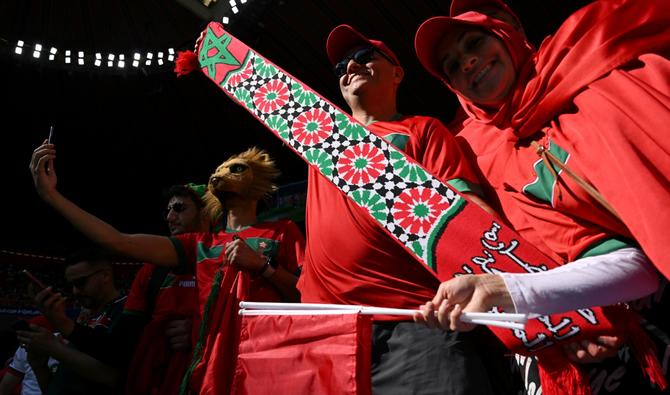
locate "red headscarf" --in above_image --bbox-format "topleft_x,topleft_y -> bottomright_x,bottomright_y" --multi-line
416,0 -> 670,278
418,0 -> 669,134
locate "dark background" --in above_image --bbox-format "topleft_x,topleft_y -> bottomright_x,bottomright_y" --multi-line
0,0 -> 591,257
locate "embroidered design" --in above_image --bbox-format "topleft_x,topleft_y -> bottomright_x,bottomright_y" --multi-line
208,35 -> 462,265
265,115 -> 290,140
224,54 -> 254,87
291,82 -> 318,107
336,144 -> 387,186
234,88 -> 253,109
200,27 -> 240,76
246,237 -> 279,257
254,79 -> 289,114
305,148 -> 334,177
349,189 -> 388,223
292,108 -> 333,146
253,57 -> 278,78
523,141 -> 569,206
336,113 -> 366,141
391,187 -> 452,236
390,150 -> 429,183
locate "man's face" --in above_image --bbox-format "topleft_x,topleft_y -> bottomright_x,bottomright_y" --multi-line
336,46 -> 401,105
65,262 -> 107,310
165,196 -> 202,235
437,27 -> 515,108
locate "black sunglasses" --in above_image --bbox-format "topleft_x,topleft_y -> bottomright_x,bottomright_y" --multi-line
333,46 -> 396,78
164,202 -> 188,218
69,269 -> 104,289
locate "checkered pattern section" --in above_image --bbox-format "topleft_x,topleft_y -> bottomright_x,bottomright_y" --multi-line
206,36 -> 464,262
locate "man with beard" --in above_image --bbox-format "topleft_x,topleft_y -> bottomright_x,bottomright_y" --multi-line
18,248 -> 127,394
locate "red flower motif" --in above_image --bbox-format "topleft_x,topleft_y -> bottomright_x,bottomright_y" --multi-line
253,79 -> 289,114
291,108 -> 333,146
336,144 -> 387,185
392,187 -> 451,235
227,60 -> 254,87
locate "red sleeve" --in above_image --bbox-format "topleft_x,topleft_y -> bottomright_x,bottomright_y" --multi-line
169,232 -> 200,268
415,117 -> 480,187
122,264 -> 154,314
277,221 -> 305,275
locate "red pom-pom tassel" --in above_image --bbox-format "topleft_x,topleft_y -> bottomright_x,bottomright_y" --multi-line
174,50 -> 200,77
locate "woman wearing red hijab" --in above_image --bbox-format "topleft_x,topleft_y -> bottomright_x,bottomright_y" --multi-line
414,1 -> 669,393
414,0 -> 668,327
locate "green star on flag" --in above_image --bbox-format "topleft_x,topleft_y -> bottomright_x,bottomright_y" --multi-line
200,28 -> 241,76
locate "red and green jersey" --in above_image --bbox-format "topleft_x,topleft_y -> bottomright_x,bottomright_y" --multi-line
298,115 -> 481,314
123,264 -> 198,395
124,264 -> 197,319
458,124 -> 634,264
170,220 -> 305,394
170,219 -> 304,314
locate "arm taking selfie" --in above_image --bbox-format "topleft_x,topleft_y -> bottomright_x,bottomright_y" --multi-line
29,141 -> 178,267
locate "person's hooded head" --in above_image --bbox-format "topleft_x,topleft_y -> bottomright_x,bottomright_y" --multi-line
449,0 -> 523,33
414,10 -> 533,120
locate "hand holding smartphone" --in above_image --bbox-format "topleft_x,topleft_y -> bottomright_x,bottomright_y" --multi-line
48,125 -> 54,145
46,125 -> 54,173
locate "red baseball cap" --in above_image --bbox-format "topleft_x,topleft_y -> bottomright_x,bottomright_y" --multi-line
326,24 -> 401,67
414,13 -> 491,81
449,0 -> 521,27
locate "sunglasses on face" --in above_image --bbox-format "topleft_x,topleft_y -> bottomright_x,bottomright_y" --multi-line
68,269 -> 104,289
164,202 -> 188,218
333,46 -> 396,78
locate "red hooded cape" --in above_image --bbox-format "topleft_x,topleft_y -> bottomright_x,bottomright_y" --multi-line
447,0 -> 670,279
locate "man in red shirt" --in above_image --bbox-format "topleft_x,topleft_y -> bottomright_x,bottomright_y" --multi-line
296,24 -> 506,394
122,183 -> 211,395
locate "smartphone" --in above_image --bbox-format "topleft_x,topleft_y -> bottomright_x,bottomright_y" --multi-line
22,269 -> 48,290
48,125 -> 54,144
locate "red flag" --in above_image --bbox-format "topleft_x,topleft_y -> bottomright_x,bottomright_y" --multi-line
183,267 -> 249,395
232,314 -> 372,395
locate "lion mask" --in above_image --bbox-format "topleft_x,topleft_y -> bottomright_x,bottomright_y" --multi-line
203,147 -> 280,214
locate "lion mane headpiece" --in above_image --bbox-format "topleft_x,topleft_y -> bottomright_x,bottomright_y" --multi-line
203,147 -> 280,215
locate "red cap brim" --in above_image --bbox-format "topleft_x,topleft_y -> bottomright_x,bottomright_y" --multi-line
326,24 -> 401,67
414,15 -> 484,80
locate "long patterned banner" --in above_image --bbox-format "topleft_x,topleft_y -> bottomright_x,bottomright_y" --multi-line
193,22 -> 623,355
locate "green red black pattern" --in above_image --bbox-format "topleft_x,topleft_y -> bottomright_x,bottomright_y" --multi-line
200,24 -> 462,263
193,23 -> 621,356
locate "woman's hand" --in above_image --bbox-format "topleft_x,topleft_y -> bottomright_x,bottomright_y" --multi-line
414,274 -> 513,331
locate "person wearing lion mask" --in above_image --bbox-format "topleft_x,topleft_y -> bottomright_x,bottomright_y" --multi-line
29,144 -> 304,394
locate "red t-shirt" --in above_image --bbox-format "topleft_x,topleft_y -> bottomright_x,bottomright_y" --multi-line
170,220 -> 305,314
124,264 -> 197,319
297,115 -> 480,312
457,119 -> 634,264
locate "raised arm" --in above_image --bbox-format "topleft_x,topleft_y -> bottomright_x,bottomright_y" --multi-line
29,141 -> 178,266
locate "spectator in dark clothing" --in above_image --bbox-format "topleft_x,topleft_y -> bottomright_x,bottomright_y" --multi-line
16,248 -> 127,394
